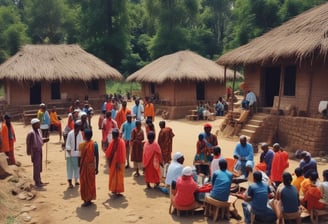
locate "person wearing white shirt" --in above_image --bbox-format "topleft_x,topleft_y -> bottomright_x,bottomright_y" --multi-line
242,91 -> 257,109
65,120 -> 83,188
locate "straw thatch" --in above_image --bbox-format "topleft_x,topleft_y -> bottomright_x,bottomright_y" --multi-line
217,2 -> 328,66
126,50 -> 241,83
0,44 -> 123,81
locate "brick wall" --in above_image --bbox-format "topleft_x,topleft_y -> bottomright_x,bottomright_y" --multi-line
251,115 -> 328,156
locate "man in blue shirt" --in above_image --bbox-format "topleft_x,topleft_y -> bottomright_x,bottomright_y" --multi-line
210,159 -> 232,201
120,114 -> 136,168
240,171 -> 276,224
233,135 -> 254,178
259,142 -> 274,176
279,172 -> 300,215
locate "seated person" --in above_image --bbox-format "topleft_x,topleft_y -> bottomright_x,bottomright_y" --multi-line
277,172 -> 300,215
242,90 -> 256,110
299,151 -> 318,178
160,152 -> 184,194
197,104 -> 204,120
238,171 -> 276,224
291,167 -> 304,193
194,134 -> 211,176
209,159 -> 232,202
210,146 -> 222,180
49,106 -> 62,141
319,169 -> 328,204
233,135 -> 254,178
215,97 -> 225,116
301,171 -> 320,196
301,171 -> 326,211
172,166 -> 198,208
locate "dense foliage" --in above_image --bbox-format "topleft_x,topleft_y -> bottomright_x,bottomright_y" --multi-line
0,0 -> 326,76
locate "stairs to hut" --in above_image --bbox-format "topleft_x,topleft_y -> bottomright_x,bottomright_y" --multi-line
238,113 -> 269,140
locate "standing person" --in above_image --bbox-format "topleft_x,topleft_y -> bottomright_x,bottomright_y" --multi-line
256,142 -> 274,177
105,128 -> 126,196
37,103 -> 50,138
26,118 -> 49,187
238,171 -> 276,224
194,133 -> 211,176
130,120 -> 144,177
65,120 -> 83,188
210,146 -> 222,179
233,135 -> 254,178
101,111 -> 118,151
132,98 -> 144,121
209,159 -> 233,202
115,101 -> 131,129
270,143 -> 289,188
158,121 -> 175,166
202,123 -> 218,155
78,129 -> 99,207
120,114 -> 135,168
143,131 -> 162,189
49,106 -> 62,141
144,97 -> 155,122
0,114 -> 16,165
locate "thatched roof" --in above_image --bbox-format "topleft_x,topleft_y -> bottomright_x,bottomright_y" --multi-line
217,2 -> 328,66
0,44 -> 123,81
126,50 -> 241,83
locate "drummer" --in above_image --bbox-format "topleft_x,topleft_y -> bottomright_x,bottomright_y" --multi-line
37,103 -> 51,138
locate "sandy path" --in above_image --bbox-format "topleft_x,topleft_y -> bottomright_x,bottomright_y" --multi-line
10,109 -> 327,224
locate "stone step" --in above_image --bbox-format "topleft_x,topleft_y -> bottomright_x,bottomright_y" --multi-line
243,124 -> 260,131
248,119 -> 263,126
239,129 -> 256,137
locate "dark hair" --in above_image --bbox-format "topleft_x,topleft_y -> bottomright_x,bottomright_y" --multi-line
309,171 -> 319,182
253,171 -> 262,182
283,172 -> 292,186
218,159 -> 227,171
213,146 -> 221,155
294,167 -> 303,177
84,129 -> 93,140
136,120 -> 141,126
323,170 -> 328,181
147,131 -> 155,141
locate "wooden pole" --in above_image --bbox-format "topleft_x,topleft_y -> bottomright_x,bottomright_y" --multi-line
232,68 -> 237,112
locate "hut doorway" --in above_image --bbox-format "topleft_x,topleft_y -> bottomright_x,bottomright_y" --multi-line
196,82 -> 205,101
262,67 -> 280,107
30,82 -> 41,105
51,81 -> 61,99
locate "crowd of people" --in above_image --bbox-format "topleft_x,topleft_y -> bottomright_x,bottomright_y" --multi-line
0,94 -> 327,223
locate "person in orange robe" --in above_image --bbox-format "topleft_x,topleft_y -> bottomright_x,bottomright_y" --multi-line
130,120 -> 144,177
0,114 -> 16,165
144,97 -> 155,122
270,143 -> 289,187
49,106 -> 62,141
115,101 -> 131,129
302,171 -> 326,211
105,128 -> 126,196
157,120 -> 175,164
143,131 -> 162,189
79,129 -> 99,207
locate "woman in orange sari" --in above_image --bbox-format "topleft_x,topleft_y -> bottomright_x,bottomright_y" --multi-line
105,128 -> 126,196
143,131 -> 162,189
79,129 -> 99,207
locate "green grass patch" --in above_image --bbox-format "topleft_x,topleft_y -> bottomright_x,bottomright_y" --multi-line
106,81 -> 141,95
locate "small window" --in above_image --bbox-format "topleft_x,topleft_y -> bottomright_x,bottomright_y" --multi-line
88,80 -> 99,91
283,66 -> 296,96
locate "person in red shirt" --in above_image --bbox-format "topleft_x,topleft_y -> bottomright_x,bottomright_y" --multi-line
270,143 -> 289,188
172,166 -> 198,207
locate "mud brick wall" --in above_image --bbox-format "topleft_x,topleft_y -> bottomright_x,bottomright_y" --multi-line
250,115 -> 328,156
278,117 -> 328,156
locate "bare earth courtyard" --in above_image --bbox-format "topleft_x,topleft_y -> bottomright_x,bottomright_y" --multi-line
1,112 -> 327,224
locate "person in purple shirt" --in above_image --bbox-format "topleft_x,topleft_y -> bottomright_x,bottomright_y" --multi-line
259,142 -> 274,176
299,151 -> 317,178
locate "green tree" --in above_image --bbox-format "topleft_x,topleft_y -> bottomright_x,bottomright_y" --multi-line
0,5 -> 29,62
24,0 -> 77,44
76,0 -> 130,70
224,0 -> 280,52
145,0 -> 199,59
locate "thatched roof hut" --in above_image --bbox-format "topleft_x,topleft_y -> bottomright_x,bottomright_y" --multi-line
0,44 -> 122,81
217,2 -> 328,66
0,44 -> 122,109
127,50 -> 239,83
127,50 -> 241,119
216,3 -> 328,156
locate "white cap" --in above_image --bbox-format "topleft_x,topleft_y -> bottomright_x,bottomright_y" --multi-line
173,152 -> 184,161
182,166 -> 193,176
31,118 -> 40,125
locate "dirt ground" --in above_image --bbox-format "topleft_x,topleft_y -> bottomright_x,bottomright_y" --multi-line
1,105 -> 327,224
